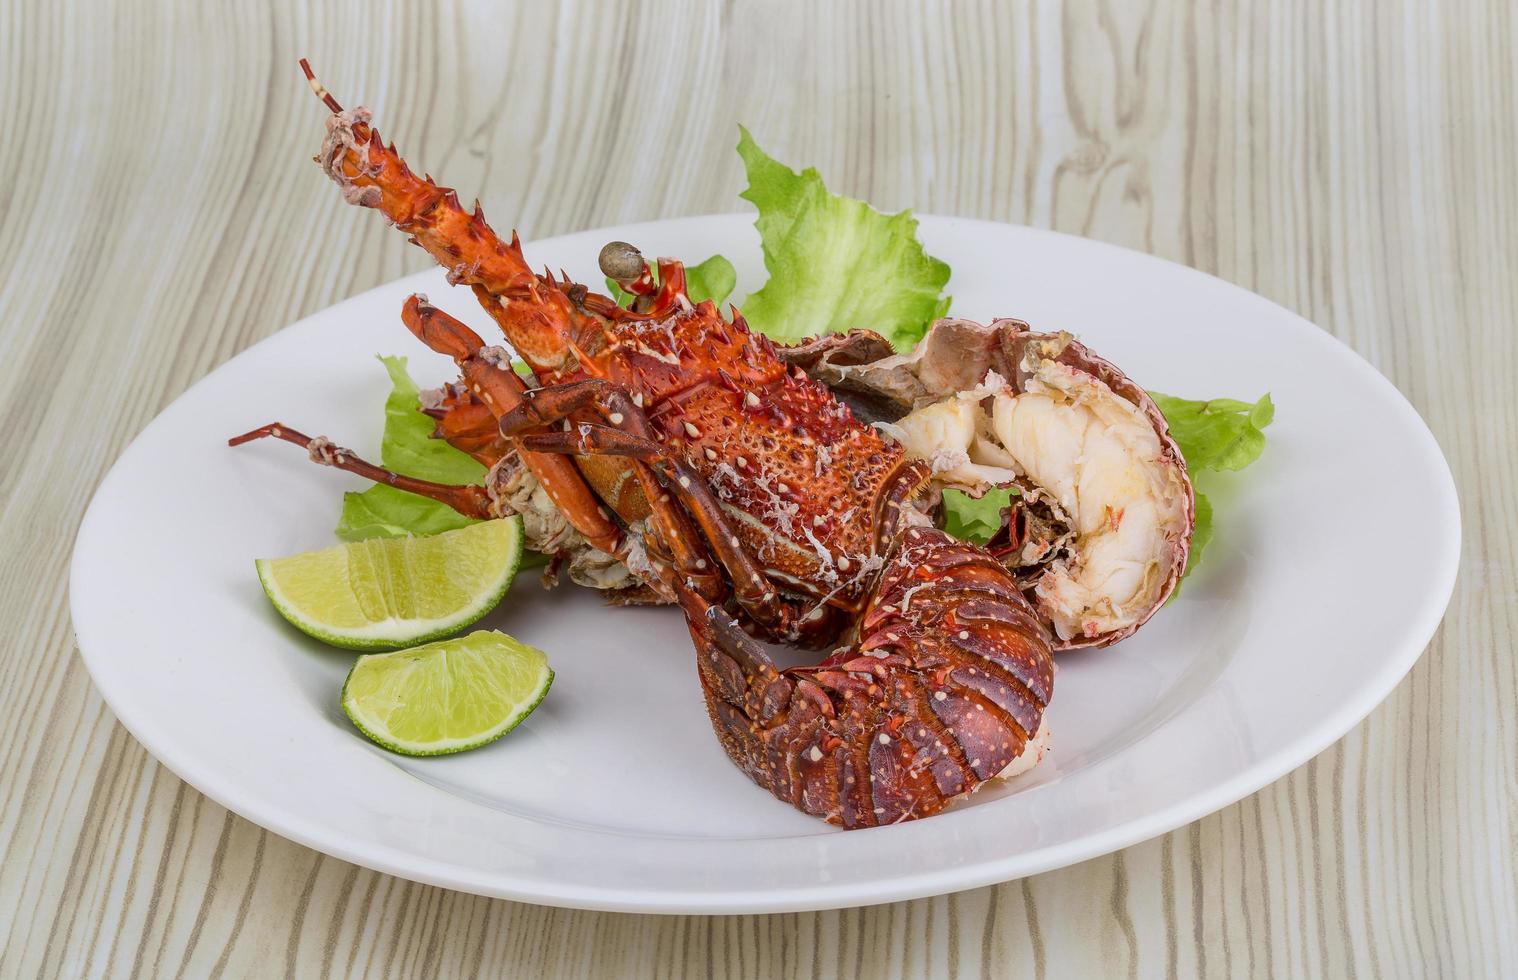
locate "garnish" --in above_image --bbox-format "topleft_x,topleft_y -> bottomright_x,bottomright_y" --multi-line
942,487 -> 1017,545
335,356 -> 486,542
735,127 -> 951,350
1148,392 -> 1274,581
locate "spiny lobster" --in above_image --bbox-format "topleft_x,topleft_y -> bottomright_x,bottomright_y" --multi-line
231,62 -> 1054,828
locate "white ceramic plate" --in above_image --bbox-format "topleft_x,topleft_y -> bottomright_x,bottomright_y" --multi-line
71,215 -> 1459,913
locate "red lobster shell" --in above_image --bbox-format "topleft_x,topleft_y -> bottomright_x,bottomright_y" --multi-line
690,526 -> 1053,827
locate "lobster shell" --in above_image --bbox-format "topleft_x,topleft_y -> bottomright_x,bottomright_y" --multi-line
782,318 -> 1196,649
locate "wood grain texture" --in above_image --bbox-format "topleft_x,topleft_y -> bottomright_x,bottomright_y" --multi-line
2,0 -> 1513,976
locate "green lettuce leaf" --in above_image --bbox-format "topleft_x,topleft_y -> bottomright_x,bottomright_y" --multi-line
605,254 -> 738,309
735,127 -> 951,350
373,355 -> 486,484
336,356 -> 552,568
1148,391 -> 1273,589
1148,392 -> 1274,473
335,483 -> 482,541
335,356 -> 486,542
941,487 -> 1017,545
1187,491 -> 1215,577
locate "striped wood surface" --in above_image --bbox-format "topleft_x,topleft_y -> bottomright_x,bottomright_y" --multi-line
2,1 -> 1513,976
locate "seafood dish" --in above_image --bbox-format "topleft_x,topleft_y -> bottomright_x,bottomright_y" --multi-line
231,63 -> 1241,830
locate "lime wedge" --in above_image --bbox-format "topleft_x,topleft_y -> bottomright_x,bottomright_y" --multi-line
256,518 -> 522,651
341,630 -> 553,755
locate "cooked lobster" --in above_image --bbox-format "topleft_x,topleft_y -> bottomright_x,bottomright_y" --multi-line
232,62 -> 1060,828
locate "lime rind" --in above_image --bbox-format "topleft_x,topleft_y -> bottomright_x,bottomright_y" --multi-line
255,517 -> 523,651
340,631 -> 554,756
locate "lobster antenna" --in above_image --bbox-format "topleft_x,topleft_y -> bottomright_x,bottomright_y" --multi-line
299,58 -> 344,113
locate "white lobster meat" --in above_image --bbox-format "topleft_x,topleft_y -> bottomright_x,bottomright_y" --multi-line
782,318 -> 1195,649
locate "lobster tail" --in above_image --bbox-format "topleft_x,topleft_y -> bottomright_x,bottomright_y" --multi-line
689,527 -> 1054,828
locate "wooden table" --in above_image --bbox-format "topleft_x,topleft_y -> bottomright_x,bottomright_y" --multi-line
4,2 -> 1513,975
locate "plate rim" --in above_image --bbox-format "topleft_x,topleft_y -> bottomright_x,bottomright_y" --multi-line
70,213 -> 1462,913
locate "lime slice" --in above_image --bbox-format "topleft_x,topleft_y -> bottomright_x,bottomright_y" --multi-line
341,630 -> 553,755
256,518 -> 522,651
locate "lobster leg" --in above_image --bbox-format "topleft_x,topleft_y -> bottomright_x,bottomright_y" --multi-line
520,423 -> 778,606
227,423 -> 494,518
420,385 -> 512,466
483,376 -> 721,599
401,296 -> 729,600
399,296 -> 628,561
514,406 -> 848,646
682,526 -> 1055,829
517,422 -> 791,623
498,380 -> 816,629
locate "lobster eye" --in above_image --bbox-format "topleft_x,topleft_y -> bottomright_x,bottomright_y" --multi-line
598,240 -> 646,281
